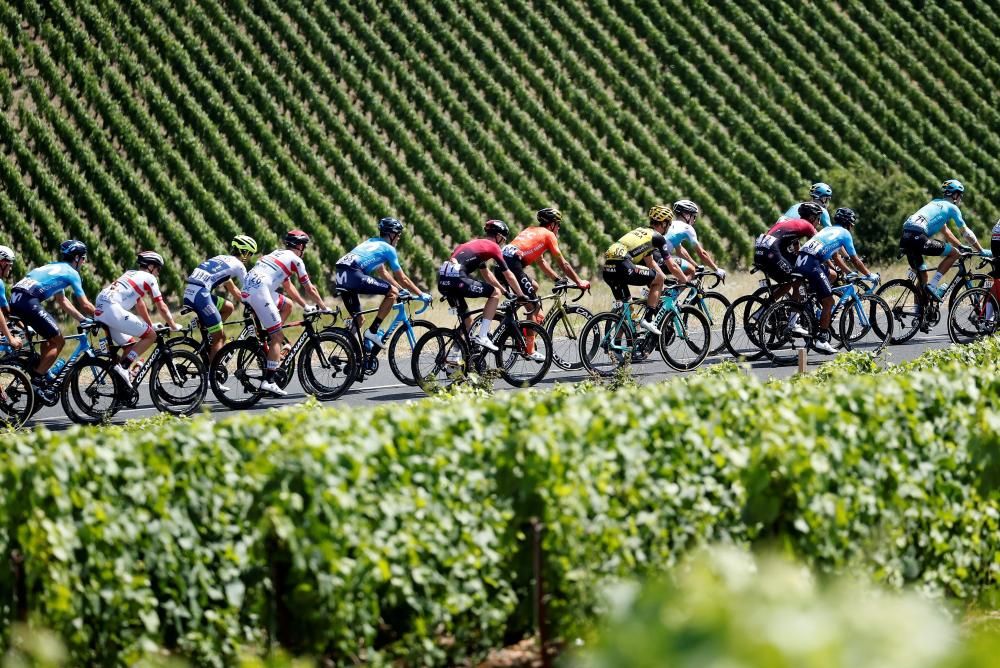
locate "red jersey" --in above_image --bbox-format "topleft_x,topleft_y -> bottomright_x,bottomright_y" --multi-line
764,218 -> 817,257
450,239 -> 508,273
506,227 -> 561,266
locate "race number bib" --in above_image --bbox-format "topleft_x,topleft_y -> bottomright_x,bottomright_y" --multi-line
756,234 -> 778,249
800,238 -> 823,255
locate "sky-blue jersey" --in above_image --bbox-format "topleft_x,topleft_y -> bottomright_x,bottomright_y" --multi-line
12,262 -> 86,301
0,278 -> 7,309
903,198 -> 966,236
337,238 -> 401,274
799,225 -> 857,262
781,202 -> 831,228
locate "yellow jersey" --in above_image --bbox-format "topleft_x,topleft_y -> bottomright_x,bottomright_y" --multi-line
604,227 -> 665,263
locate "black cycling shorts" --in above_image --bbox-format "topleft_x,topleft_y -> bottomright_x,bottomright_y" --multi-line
437,268 -> 495,316
753,247 -> 795,284
900,229 -> 947,271
335,264 -> 391,316
794,254 -> 833,300
493,252 -> 537,299
602,258 -> 654,302
9,289 -> 60,340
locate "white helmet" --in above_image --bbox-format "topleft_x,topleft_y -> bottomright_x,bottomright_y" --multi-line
136,250 -> 165,269
0,245 -> 14,262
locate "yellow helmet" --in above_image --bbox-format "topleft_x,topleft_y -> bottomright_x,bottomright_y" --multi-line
647,205 -> 673,224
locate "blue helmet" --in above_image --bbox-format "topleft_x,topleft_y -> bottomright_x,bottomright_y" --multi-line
809,182 -> 833,200
59,239 -> 87,261
941,179 -> 965,196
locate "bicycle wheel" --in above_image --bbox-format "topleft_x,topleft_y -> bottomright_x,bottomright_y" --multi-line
165,335 -> 209,367
210,339 -> 265,409
411,328 -> 469,393
149,348 -> 207,416
948,287 -> 999,344
296,331 -> 358,400
722,294 -> 767,361
62,357 -> 120,425
546,305 -> 592,371
578,312 -> 635,377
837,294 -> 893,355
494,321 -> 552,388
876,279 -> 922,344
758,300 -> 811,366
659,306 -> 710,371
693,291 -> 730,355
0,365 -> 33,429
948,273 -> 991,311
388,319 -> 434,385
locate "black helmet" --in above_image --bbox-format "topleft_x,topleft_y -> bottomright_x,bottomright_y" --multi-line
378,217 -> 405,237
797,201 -> 824,222
484,219 -> 510,238
536,207 -> 562,227
833,207 -> 857,227
284,229 -> 310,247
59,239 -> 88,261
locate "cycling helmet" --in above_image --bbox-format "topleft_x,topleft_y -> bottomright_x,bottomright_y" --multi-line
941,179 -> 965,196
647,204 -> 673,225
809,182 -> 833,200
833,207 -> 857,227
536,207 -> 562,227
231,234 -> 258,255
672,199 -> 699,217
0,245 -> 14,262
59,239 -> 87,261
797,201 -> 825,221
484,219 -> 510,238
284,229 -> 310,247
378,216 -> 405,237
136,250 -> 165,269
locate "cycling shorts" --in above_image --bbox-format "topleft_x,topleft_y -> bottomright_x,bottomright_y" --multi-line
183,283 -> 227,334
794,253 -> 833,300
753,247 -> 795,284
900,229 -> 947,271
8,289 -> 60,340
602,258 -> 654,302
493,252 -> 536,299
335,263 -> 391,316
437,261 -> 495,316
243,287 -> 287,334
94,297 -> 150,346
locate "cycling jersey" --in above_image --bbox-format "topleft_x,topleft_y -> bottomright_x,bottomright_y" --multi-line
757,218 -> 817,259
12,262 -> 86,301
992,219 -> 1000,241
504,227 -> 560,266
903,198 -> 966,236
186,255 -> 246,290
781,203 -> 832,228
96,270 -> 163,310
244,250 -> 310,293
798,226 -> 857,262
605,228 -> 666,263
0,278 -> 7,309
336,238 -> 401,274
449,239 -> 508,274
664,221 -> 699,254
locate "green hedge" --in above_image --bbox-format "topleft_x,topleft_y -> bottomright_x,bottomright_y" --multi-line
1,339 -> 999,664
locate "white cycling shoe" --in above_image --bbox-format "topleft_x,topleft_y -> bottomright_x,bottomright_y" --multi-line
639,319 -> 661,337
112,363 -> 132,386
260,380 -> 287,397
363,329 -> 385,349
471,334 -> 498,352
813,336 -> 837,354
526,350 -> 546,363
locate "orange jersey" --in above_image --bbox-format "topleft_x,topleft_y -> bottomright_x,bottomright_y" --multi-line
507,226 -> 561,266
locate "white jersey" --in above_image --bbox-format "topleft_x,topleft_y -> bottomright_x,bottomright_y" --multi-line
244,249 -> 310,293
665,221 -> 699,254
186,254 -> 246,290
96,270 -> 163,310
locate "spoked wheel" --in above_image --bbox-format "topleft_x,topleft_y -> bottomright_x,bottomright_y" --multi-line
62,357 -> 121,425
411,329 -> 469,394
722,293 -> 768,361
150,348 -> 207,416
948,287 -> 1000,344
387,319 -> 434,386
578,312 -> 635,378
836,294 -> 894,355
210,339 -> 265,409
876,279 -> 923,344
948,273 -> 991,311
690,291 -> 730,355
494,321 -> 552,388
0,365 -> 34,429
758,300 -> 812,366
297,331 -> 358,400
546,305 -> 592,371
659,306 -> 711,371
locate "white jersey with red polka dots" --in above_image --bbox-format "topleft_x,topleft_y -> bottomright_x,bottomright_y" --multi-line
244,249 -> 310,293
96,270 -> 163,310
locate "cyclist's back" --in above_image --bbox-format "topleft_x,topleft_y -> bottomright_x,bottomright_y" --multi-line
755,212 -> 819,284
781,202 -> 831,228
798,224 -> 856,263
246,249 -> 310,294
903,198 -> 966,237
14,262 -> 85,302
188,255 -> 247,292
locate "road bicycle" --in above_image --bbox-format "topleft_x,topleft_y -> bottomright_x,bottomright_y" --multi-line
947,282 -> 1000,344
720,267 -> 784,361
209,307 -> 356,409
757,273 -> 892,365
0,349 -> 33,428
411,296 -> 552,393
674,267 -> 729,355
577,283 -> 711,376
877,250 -> 991,344
537,278 -> 592,371
167,305 -> 256,366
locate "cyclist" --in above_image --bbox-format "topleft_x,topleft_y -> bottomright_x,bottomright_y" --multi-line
495,208 -> 591,361
665,200 -> 727,282
8,240 -> 96,399
183,234 -> 258,363
335,217 -> 430,349
438,220 -> 527,351
603,205 -> 688,337
242,229 -> 328,397
780,182 -> 833,228
900,179 -> 989,301
0,245 -> 22,351
754,201 -> 823,301
795,208 -> 877,353
95,251 -> 181,385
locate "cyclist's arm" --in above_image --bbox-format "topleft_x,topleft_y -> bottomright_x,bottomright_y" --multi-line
661,255 -> 688,283
643,254 -> 667,280
553,254 -> 587,287
0,310 -> 21,349
850,254 -> 873,276
953,220 -> 985,253
390,267 -> 423,295
693,242 -> 721,272
942,225 -> 964,251
223,278 -> 243,303
136,297 -> 154,328
536,255 -> 560,281
301,280 -> 327,310
678,244 -> 696,266
831,253 -> 852,274
491,267 -> 526,298
57,292 -> 90,320
283,277 -> 308,309
153,297 -> 179,329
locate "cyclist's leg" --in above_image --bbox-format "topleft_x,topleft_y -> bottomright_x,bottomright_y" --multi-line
246,288 -> 284,384
900,230 -> 931,288
101,303 -> 155,367
185,286 -> 226,361
11,292 -> 62,377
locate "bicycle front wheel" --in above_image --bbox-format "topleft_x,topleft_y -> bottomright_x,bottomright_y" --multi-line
837,294 -> 893,355
388,319 -> 434,386
411,329 -> 469,394
494,321 -> 552,388
722,294 -> 767,361
578,312 -> 634,378
297,331 -> 357,400
948,287 -> 999,344
62,357 -> 120,425
210,339 -> 265,409
546,305 -> 592,371
758,300 -> 811,366
150,349 -> 207,416
659,306 -> 710,371
694,291 -> 730,355
0,364 -> 33,429
876,279 -> 922,344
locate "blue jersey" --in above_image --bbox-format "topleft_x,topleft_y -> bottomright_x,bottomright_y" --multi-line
12,262 -> 86,301
337,238 -> 401,274
903,198 -> 966,236
781,202 -> 832,228
799,225 -> 857,262
186,254 -> 246,290
0,278 -> 7,309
